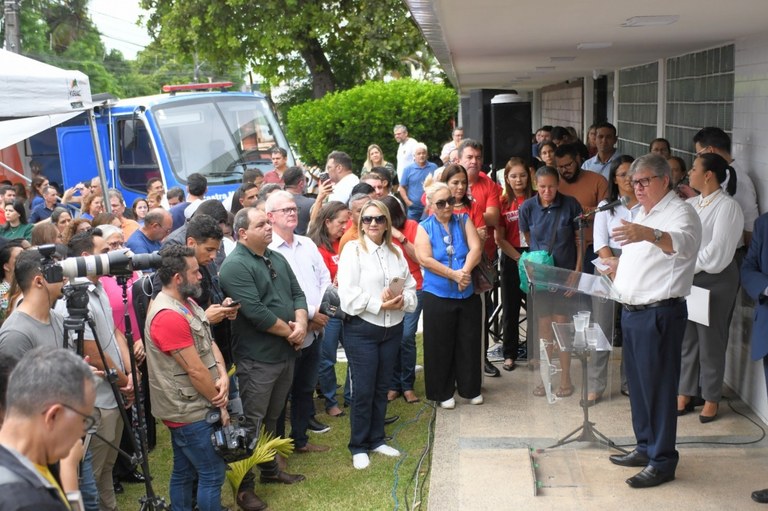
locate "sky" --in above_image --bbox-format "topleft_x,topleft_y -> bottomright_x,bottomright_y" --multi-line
89,0 -> 151,60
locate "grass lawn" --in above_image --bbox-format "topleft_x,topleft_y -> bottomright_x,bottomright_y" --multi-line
117,336 -> 432,511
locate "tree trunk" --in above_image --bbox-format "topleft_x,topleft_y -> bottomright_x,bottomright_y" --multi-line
299,36 -> 336,99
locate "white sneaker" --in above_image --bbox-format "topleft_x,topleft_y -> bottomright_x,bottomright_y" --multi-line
469,395 -> 484,405
371,444 -> 401,457
439,398 -> 456,409
352,453 -> 370,469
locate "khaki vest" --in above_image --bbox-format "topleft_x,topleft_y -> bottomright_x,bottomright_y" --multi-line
144,292 -> 218,424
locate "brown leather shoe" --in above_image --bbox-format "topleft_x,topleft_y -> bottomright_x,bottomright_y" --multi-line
236,489 -> 268,511
295,443 -> 330,453
260,470 -> 306,485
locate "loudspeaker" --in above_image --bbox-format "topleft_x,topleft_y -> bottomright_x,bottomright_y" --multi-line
490,101 -> 532,172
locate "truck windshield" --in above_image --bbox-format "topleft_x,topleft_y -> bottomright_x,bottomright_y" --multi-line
152,95 -> 286,185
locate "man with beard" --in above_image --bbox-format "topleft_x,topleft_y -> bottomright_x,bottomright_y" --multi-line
554,143 -> 609,274
144,245 -> 230,511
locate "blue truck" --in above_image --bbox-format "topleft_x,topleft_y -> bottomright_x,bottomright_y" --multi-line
25,82 -> 293,207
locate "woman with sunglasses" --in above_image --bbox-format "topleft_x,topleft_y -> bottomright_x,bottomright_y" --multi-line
337,200 -> 417,470
495,157 -> 534,371
415,182 -> 483,409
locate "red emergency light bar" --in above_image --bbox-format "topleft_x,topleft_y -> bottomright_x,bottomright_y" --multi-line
162,82 -> 234,94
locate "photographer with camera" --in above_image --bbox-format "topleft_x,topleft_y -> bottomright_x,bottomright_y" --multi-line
144,245 -> 230,511
0,248 -> 66,358
54,230 -> 134,511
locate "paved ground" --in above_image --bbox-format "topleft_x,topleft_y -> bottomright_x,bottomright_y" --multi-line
427,348 -> 768,511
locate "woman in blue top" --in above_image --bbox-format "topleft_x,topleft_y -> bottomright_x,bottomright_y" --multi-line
415,182 -> 482,409
519,166 -> 583,398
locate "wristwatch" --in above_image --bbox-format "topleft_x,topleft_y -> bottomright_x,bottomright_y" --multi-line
652,229 -> 663,243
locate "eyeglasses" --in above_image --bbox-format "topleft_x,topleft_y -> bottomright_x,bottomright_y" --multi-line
434,197 -> 456,210
107,240 -> 124,250
630,175 -> 661,189
361,215 -> 386,225
272,206 -> 298,215
557,160 -> 576,171
443,234 -> 455,256
58,403 -> 98,434
262,256 -> 277,280
695,146 -> 710,157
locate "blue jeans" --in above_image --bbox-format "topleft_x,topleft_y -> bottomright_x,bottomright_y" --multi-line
275,337 -> 321,448
318,317 -> 351,410
390,290 -> 422,392
343,316 -> 403,455
168,420 -> 227,511
79,446 -> 99,511
407,204 -> 424,221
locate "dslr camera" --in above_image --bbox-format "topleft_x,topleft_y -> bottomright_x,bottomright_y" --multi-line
206,397 -> 257,463
38,244 -> 161,283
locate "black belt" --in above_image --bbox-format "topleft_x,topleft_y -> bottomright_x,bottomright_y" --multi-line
623,297 -> 685,312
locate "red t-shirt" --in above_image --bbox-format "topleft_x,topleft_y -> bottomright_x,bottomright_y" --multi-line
262,169 -> 285,185
500,195 -> 526,247
318,240 -> 341,282
468,172 -> 502,258
149,306 -> 196,428
393,219 -> 423,290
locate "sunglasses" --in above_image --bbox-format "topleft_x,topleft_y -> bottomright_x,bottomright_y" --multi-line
361,215 -> 386,225
443,234 -> 455,256
263,256 -> 277,280
434,197 -> 457,210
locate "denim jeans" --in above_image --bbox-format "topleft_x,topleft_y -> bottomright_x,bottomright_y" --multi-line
390,289 -> 422,392
343,316 -> 403,455
79,446 -> 99,511
275,337 -> 321,448
318,317 -> 351,410
406,204 -> 424,221
168,420 -> 227,511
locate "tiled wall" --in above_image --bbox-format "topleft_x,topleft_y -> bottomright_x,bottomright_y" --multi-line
726,33 -> 768,423
541,81 -> 583,135
666,45 -> 735,166
616,62 -> 659,157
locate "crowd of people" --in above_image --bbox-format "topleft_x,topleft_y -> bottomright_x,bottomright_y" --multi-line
1,118 -> 768,511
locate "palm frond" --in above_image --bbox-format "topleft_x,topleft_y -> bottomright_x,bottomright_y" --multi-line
225,426 -> 294,499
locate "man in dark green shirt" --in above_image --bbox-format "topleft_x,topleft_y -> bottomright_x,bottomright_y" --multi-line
219,207 -> 308,511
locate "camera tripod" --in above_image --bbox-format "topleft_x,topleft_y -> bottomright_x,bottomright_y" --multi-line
62,279 -> 167,511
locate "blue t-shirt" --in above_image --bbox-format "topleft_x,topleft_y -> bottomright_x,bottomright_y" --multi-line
169,201 -> 190,232
518,193 -> 582,270
401,161 -> 438,204
125,229 -> 162,254
421,213 -> 474,299
29,204 -> 54,223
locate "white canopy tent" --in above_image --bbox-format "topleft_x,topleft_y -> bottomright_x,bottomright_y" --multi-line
0,49 -> 93,151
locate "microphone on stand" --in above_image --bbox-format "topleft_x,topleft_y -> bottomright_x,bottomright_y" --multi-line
575,196 -> 629,222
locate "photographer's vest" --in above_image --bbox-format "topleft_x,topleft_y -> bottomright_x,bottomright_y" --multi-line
144,292 -> 217,424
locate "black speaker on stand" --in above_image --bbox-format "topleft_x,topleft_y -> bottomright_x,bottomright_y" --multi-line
490,95 -> 532,182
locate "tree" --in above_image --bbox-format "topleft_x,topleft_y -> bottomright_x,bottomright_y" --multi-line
141,0 -> 427,99
286,79 -> 457,168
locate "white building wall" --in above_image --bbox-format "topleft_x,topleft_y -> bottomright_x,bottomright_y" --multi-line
726,31 -> 768,423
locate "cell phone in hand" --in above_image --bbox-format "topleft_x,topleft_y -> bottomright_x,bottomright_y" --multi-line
318,172 -> 330,182
227,300 -> 240,307
388,277 -> 405,296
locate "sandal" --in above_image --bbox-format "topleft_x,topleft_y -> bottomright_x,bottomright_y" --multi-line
555,386 -> 574,398
387,391 -> 401,402
533,385 -> 547,397
403,390 -> 421,404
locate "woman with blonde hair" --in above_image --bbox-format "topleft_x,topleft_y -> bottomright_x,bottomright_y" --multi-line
361,144 -> 395,180
337,199 -> 417,469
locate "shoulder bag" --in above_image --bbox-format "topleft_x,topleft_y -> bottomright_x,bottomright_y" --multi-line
457,214 -> 498,294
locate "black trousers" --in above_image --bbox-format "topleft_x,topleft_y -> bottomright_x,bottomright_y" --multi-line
422,292 -> 482,401
500,252 -> 526,361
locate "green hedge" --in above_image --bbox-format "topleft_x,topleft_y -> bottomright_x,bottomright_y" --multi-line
286,79 -> 458,170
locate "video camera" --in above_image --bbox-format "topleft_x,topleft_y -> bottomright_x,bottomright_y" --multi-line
38,244 -> 161,283
206,397 -> 257,463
